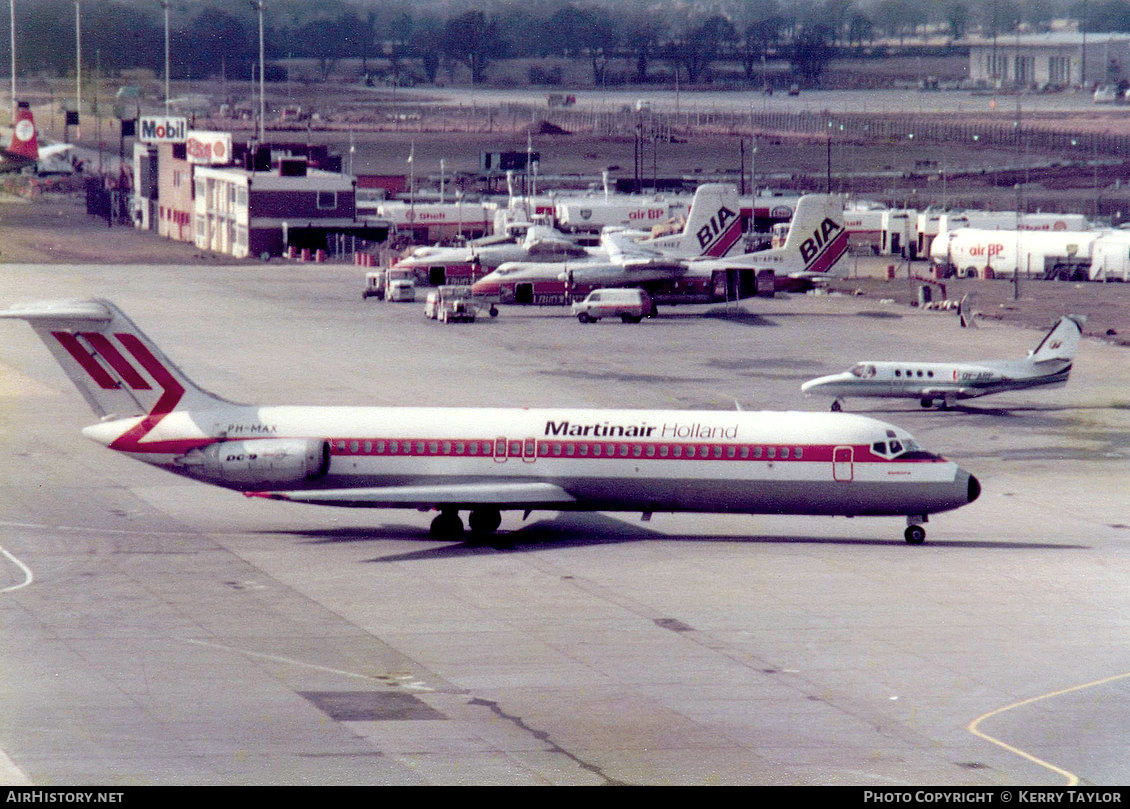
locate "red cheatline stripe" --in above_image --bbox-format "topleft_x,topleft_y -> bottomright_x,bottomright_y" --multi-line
52,331 -> 118,389
81,332 -> 151,390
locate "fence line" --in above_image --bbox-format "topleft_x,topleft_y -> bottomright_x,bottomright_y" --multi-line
345,101 -> 1129,159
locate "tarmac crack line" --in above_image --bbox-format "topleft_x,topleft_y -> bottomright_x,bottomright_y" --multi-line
467,696 -> 628,786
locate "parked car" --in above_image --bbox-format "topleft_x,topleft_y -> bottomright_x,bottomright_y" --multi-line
571,288 -> 651,323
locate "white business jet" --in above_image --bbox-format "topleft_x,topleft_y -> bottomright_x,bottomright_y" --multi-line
802,315 -> 1084,411
1,299 -> 981,544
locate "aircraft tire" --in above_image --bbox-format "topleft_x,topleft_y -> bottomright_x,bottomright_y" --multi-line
904,525 -> 926,545
468,507 -> 502,534
578,313 -> 592,323
430,511 -> 464,540
920,397 -> 934,408
831,399 -> 843,412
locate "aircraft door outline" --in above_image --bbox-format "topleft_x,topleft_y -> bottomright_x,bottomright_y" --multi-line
522,437 -> 537,463
493,436 -> 508,463
833,445 -> 854,482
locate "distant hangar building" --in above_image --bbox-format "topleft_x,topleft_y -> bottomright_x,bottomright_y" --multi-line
966,32 -> 1130,90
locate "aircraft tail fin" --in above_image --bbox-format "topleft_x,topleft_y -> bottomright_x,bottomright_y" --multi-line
0,299 -> 231,420
680,183 -> 743,257
1028,315 -> 1085,364
6,101 -> 39,162
782,193 -> 848,274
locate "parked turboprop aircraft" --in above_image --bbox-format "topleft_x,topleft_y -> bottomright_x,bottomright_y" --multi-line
1,299 -> 980,544
389,182 -> 746,289
388,222 -> 588,285
801,315 -> 1084,411
470,193 -> 846,307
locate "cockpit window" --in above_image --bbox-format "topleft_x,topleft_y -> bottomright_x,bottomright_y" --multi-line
872,436 -> 932,459
850,363 -> 876,378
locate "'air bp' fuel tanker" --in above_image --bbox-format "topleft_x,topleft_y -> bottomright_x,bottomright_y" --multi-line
929,226 -> 1130,281
1,299 -> 979,545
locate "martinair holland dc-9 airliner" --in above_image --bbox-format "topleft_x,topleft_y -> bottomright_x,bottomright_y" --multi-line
2,299 -> 980,544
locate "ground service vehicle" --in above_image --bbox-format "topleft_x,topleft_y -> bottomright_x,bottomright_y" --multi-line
387,278 -> 416,302
439,297 -> 476,323
362,270 -> 386,300
425,285 -> 474,319
571,288 -> 650,323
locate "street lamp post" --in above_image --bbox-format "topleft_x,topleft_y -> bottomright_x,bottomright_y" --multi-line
160,0 -> 169,115
249,1 -> 265,142
9,0 -> 15,123
75,0 -> 81,137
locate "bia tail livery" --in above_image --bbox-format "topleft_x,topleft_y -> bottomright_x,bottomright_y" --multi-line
685,193 -> 848,290
633,183 -> 744,258
1,299 -> 980,544
802,315 -> 1084,411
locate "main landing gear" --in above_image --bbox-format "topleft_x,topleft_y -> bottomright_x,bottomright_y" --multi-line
831,399 -> 844,412
429,507 -> 504,544
920,396 -> 954,410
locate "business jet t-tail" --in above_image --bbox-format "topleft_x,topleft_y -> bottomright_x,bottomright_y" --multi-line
2,299 -> 981,544
801,315 -> 1084,411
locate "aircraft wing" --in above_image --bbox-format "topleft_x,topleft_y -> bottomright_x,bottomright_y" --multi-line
246,481 -> 576,508
601,229 -> 667,262
37,143 -> 73,159
619,257 -> 688,272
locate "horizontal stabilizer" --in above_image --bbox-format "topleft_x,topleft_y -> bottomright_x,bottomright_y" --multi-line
0,299 -> 113,324
245,481 -> 577,509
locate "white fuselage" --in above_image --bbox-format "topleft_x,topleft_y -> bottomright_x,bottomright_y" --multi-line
82,403 -> 979,519
802,359 -> 1070,403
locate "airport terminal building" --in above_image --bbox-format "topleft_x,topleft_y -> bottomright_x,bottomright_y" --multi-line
967,32 -> 1130,89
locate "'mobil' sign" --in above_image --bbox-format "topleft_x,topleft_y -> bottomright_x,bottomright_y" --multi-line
139,116 -> 187,144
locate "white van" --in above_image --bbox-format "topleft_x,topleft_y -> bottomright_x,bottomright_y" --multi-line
571,288 -> 651,323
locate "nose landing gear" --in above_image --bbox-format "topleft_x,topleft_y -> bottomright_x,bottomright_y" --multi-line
904,515 -> 928,545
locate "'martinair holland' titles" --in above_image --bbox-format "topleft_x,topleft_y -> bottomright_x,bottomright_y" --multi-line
544,420 -> 739,440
